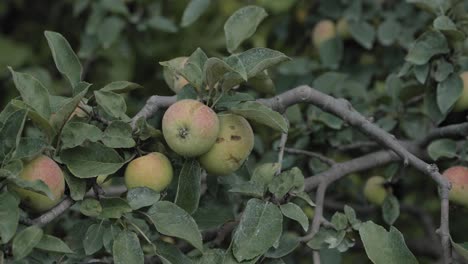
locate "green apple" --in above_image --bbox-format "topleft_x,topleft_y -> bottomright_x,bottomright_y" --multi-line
9,155 -> 65,212
162,99 -> 220,157
311,19 -> 336,49
442,166 -> 468,207
363,176 -> 387,206
199,114 -> 254,176
124,152 -> 173,192
452,72 -> 468,112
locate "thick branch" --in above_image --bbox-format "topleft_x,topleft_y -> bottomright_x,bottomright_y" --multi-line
130,95 -> 176,129
22,197 -> 75,227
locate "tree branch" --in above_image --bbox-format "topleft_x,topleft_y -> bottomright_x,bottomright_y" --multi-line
284,147 -> 335,166
130,95 -> 176,129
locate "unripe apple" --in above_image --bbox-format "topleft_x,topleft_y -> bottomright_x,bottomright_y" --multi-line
247,70 -> 275,94
336,18 -> 350,39
199,114 -> 254,176
363,176 -> 387,206
124,152 -> 173,192
312,20 -> 336,49
163,57 -> 189,94
359,53 -> 377,65
9,155 -> 65,212
162,99 -> 220,157
452,72 -> 468,112
442,166 -> 468,207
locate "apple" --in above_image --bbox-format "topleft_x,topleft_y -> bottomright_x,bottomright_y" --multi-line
124,152 -> 173,192
9,155 -> 65,212
163,57 -> 189,94
247,70 -> 276,94
442,166 -> 468,207
162,99 -> 220,157
311,19 -> 336,49
199,113 -> 254,176
363,176 -> 387,206
452,72 -> 468,112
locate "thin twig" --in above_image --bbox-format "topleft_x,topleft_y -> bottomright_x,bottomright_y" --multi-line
276,131 -> 288,175
284,147 -> 335,166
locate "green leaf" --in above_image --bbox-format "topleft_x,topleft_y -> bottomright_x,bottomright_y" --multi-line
224,6 -> 268,53
61,122 -> 103,149
50,86 -> 89,132
126,187 -> 160,210
147,15 -> 178,33
147,201 -> 203,251
344,205 -> 361,230
295,192 -> 315,207
0,109 -> 27,160
8,68 -> 51,118
113,231 -> 144,264
349,20 -> 375,49
359,221 -> 418,264
214,92 -> 255,109
10,100 -> 56,139
99,198 -> 132,219
194,248 -> 224,264
268,167 -> 304,199
280,203 -> 309,232
318,37 -> 343,70
9,176 -> 54,199
193,201 -> 234,230
265,232 -> 299,259
12,226 -> 43,260
413,64 -> 429,84
97,16 -> 125,49
63,171 -> 87,201
405,30 -> 449,65
227,48 -> 290,79
181,0 -> 211,27
177,85 -> 198,101
61,142 -> 125,178
377,19 -> 400,46
229,181 -> 265,198
101,81 -> 142,93
424,89 -> 446,125
437,73 -> 463,114
14,137 -> 48,160
44,31 -> 82,87
35,235 -> 74,254
155,241 -> 193,264
100,0 -> 129,15
175,159 -> 201,214
203,57 -> 239,89
382,195 -> 400,226
433,59 -> 453,82
0,192 -> 20,244
83,223 -> 106,255
103,224 -> 122,253
427,138 -> 457,160
251,163 -> 280,186
80,198 -> 102,217
232,198 -> 283,261
331,212 -> 348,230
161,48 -> 207,90
102,121 -> 135,148
229,101 -> 288,133
95,90 -> 128,120
306,227 -> 344,250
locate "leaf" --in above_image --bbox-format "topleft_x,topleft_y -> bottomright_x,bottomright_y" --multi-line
9,176 -> 54,199
113,231 -> 144,264
61,142 -> 125,178
61,122 -> 103,149
227,48 -> 290,79
147,15 -> 178,33
224,6 -> 268,53
155,241 -> 193,264
126,187 -> 160,210
8,68 -> 51,118
194,248 -> 224,264
413,64 -> 429,84
318,37 -> 343,70
268,167 -> 304,199
377,19 -> 401,46
97,16 -> 125,49
12,226 -> 43,260
101,81 -> 142,93
63,171 -> 87,201
0,192 -> 20,244
437,73 -> 463,114
265,232 -> 300,259
99,198 -> 132,219
382,195 -> 400,226
175,159 -> 202,214
229,181 -> 265,198
359,221 -> 418,264
10,100 -> 56,139
251,163 -> 280,186
203,57 -> 240,89
349,20 -> 376,49
44,31 -> 82,87
331,212 -> 348,230
405,30 -> 449,65
35,235 -> 74,254
103,224 -> 122,253
101,121 -> 136,148
229,101 -> 288,133
14,137 -> 48,160
232,198 -> 283,262
181,0 -> 211,27
80,198 -> 103,217
164,48 -> 207,90
83,223 -> 106,255
214,92 -> 255,109
0,109 -> 27,161
280,203 -> 309,232
193,201 -> 234,230
95,90 -> 128,120
427,138 -> 457,161
146,201 -> 203,251
50,86 -> 90,132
